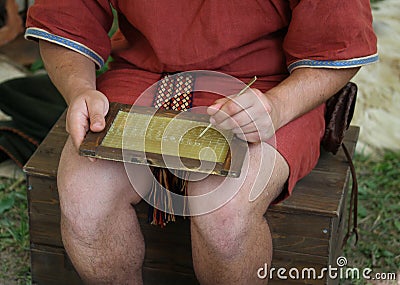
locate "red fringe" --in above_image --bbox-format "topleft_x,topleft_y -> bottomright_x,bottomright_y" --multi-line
147,168 -> 188,227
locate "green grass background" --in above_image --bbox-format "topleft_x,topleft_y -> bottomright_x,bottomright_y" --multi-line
343,151 -> 400,284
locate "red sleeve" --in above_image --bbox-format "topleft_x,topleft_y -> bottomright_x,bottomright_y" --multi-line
284,0 -> 378,72
25,0 -> 114,69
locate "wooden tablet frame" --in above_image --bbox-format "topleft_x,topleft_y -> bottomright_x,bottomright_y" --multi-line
79,102 -> 248,177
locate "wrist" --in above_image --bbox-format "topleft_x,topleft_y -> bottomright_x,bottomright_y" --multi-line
65,84 -> 98,105
263,91 -> 286,130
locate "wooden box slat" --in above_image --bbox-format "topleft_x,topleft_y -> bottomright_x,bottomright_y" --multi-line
30,244 -> 82,285
28,183 -> 335,257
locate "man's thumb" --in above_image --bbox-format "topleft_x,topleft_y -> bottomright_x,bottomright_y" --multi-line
89,112 -> 105,132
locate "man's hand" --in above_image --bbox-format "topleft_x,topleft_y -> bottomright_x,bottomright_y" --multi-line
207,89 -> 279,143
38,40 -> 105,152
208,68 -> 360,143
66,90 -> 109,150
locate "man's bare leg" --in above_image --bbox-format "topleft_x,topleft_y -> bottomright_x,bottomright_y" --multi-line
189,142 -> 289,284
57,138 -> 153,284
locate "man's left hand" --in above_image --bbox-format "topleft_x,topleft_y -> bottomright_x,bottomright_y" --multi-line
207,89 -> 279,143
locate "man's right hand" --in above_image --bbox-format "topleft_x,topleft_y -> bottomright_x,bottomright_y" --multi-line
66,89 -> 109,150
38,41 -> 106,152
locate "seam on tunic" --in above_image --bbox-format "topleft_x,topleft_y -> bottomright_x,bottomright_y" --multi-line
288,53 -> 379,73
24,27 -> 105,68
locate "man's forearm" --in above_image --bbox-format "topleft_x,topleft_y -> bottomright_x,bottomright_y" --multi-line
39,40 -> 97,105
39,40 -> 109,148
267,67 -> 359,130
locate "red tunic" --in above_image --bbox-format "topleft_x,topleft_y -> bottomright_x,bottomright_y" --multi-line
25,0 -> 377,198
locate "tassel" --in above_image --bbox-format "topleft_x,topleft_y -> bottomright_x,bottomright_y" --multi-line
147,168 -> 189,227
148,72 -> 194,227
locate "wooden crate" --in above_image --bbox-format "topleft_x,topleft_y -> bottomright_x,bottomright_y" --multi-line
24,112 -> 359,285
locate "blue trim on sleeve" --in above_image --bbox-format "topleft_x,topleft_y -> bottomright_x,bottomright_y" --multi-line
25,28 -> 105,68
288,54 -> 379,73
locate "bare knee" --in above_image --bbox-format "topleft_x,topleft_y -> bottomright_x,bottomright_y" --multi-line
189,178 -> 281,260
191,200 -> 263,260
58,188 -> 118,247
57,138 -> 143,239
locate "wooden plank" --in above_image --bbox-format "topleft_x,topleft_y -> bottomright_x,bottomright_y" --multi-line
28,183 -> 334,257
30,244 -> 82,285
31,243 -> 336,285
329,183 -> 351,273
271,170 -> 350,216
267,211 -> 331,240
31,243 -> 198,285
29,211 -> 62,247
27,176 -> 62,247
27,176 -> 59,203
24,111 -> 68,178
143,267 -> 199,285
270,249 -> 328,285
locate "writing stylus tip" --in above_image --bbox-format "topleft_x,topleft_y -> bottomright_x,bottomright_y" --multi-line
198,124 -> 212,139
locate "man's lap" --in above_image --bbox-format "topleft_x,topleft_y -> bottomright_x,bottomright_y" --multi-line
58,135 -> 289,226
96,68 -> 326,205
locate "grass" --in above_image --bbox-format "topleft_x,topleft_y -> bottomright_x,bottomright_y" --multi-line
343,150 -> 400,284
370,0 -> 386,9
0,177 -> 30,285
0,150 -> 398,284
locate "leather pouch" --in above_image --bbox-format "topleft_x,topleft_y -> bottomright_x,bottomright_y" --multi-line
321,82 -> 359,248
322,82 -> 357,154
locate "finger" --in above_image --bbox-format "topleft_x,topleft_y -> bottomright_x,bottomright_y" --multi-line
231,116 -> 274,134
211,100 -> 241,125
229,89 -> 258,109
207,98 -> 229,116
232,122 -> 258,134
212,90 -> 257,124
66,110 -> 89,150
207,104 -> 223,116
87,98 -> 109,132
233,123 -> 272,137
220,104 -> 269,131
236,132 -> 260,143
213,97 -> 230,106
236,128 -> 275,143
217,108 -> 256,130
